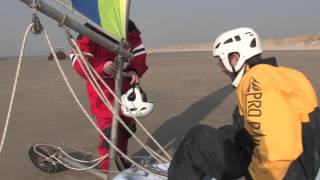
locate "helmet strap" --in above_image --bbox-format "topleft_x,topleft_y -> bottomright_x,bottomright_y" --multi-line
231,65 -> 246,87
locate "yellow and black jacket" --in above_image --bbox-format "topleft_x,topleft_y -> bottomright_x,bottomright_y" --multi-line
236,57 -> 320,180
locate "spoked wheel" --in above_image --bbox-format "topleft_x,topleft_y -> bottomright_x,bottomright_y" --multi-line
28,143 -> 65,173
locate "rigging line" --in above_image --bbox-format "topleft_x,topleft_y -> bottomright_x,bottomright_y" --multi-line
64,29 -> 163,163
30,0 -> 41,10
57,147 -> 107,164
71,39 -> 167,164
72,49 -> 167,164
69,37 -> 171,160
61,143 -> 100,157
63,141 -> 161,160
87,61 -> 172,161
0,22 -> 110,171
0,23 -> 34,156
64,25 -> 167,166
76,55 -> 165,164
63,25 -> 171,161
52,156 -> 108,171
43,30 -> 156,175
33,143 -> 109,170
0,21 -> 108,169
70,37 -> 170,162
0,20 -> 163,176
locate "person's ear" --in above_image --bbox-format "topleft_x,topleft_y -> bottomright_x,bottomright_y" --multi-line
230,53 -> 239,66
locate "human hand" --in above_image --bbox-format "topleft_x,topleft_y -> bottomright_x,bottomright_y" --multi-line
124,71 -> 139,85
103,61 -> 117,76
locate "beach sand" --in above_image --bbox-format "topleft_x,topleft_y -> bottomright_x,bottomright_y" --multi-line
0,51 -> 319,179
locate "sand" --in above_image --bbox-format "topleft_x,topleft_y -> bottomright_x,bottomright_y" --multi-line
0,51 -> 320,179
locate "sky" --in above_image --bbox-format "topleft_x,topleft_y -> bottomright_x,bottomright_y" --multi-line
0,0 -> 320,57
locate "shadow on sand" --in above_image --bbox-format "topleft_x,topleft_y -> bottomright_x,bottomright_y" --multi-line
134,85 -> 233,157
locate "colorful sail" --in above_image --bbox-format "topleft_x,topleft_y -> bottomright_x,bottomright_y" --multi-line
55,0 -> 130,41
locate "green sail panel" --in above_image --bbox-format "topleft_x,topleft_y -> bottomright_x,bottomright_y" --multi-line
57,0 -> 129,41
98,0 -> 128,41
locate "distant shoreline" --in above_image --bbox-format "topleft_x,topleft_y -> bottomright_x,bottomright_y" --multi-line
2,49 -> 320,59
0,55 -> 48,61
148,34 -> 320,54
147,45 -> 320,54
0,56 -> 17,60
147,48 -> 320,55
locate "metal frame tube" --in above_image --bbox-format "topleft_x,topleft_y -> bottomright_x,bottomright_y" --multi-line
62,157 -> 108,179
19,0 -> 133,59
19,1 -> 133,178
108,54 -> 124,177
108,0 -> 131,176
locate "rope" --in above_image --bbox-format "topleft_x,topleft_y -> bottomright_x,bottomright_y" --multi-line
69,36 -> 171,161
33,143 -> 108,171
70,39 -> 169,164
61,143 -> 100,157
57,147 -> 107,163
30,0 -> 41,9
34,143 -> 167,175
87,61 -> 172,161
63,26 -> 171,163
0,21 -> 168,176
0,23 -> 34,156
43,30 -> 156,175
0,22 -> 109,170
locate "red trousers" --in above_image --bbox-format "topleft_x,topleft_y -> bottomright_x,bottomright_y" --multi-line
96,115 -> 135,171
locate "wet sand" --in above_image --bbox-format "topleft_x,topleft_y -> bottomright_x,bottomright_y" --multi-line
0,51 -> 319,179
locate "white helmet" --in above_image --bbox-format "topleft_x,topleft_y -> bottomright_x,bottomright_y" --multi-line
212,27 -> 262,86
121,85 -> 155,118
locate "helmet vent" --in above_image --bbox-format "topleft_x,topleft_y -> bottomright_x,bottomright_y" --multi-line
215,43 -> 221,49
234,35 -> 241,41
121,85 -> 155,118
128,92 -> 136,101
250,38 -> 256,48
224,38 -> 233,44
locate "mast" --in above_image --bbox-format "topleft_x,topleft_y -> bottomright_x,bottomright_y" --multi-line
109,0 -> 131,176
19,1 -> 132,178
19,0 -> 133,60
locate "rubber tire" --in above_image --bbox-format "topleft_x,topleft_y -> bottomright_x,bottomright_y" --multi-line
28,143 -> 65,173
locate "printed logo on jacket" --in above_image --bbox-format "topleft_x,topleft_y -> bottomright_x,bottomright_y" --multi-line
246,77 -> 265,161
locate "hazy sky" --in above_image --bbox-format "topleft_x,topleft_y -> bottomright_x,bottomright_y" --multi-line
1,0 -> 320,57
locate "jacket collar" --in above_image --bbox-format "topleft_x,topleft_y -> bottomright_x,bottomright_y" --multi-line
247,56 -> 278,68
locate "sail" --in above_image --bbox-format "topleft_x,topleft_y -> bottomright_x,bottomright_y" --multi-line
55,0 -> 130,41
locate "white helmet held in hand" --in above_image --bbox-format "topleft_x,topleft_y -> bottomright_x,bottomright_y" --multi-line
212,27 -> 262,86
121,85 -> 155,118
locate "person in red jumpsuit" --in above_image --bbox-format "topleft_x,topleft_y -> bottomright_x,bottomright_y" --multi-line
69,20 -> 148,171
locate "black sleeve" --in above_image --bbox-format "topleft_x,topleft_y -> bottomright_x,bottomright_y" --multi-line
232,106 -> 244,130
